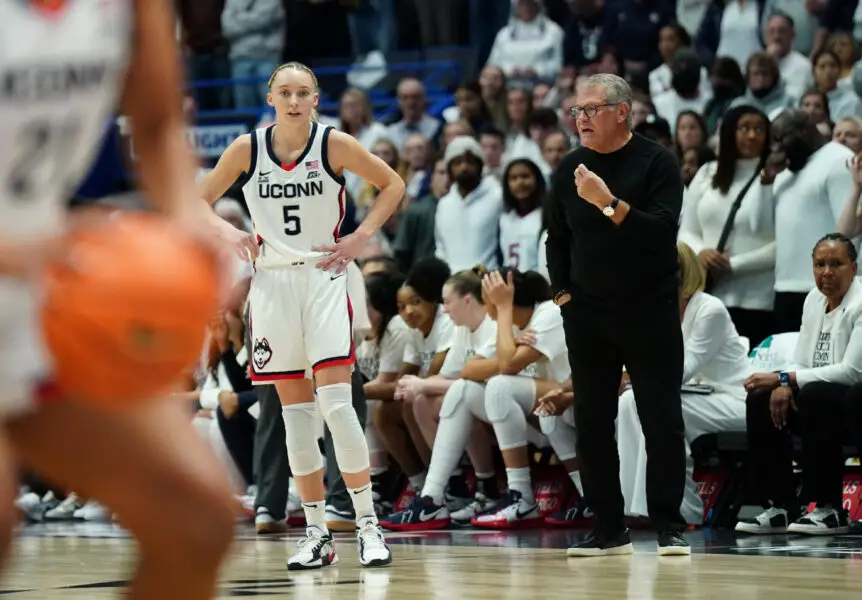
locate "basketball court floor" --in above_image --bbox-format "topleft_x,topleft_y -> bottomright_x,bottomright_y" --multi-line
3,524 -> 862,599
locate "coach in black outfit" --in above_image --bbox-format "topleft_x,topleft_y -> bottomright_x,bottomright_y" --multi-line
546,74 -> 690,556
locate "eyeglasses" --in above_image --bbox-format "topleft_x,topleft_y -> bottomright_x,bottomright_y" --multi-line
569,103 -> 618,118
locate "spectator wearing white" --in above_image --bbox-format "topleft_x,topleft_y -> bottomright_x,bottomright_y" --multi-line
397,269 -> 501,516
402,133 -> 432,200
382,268 -> 564,531
737,234 -> 862,536
541,129 -> 571,175
730,53 -> 797,120
764,12 -> 813,100
760,0 -> 818,56
812,50 -> 862,121
833,116 -> 862,153
441,120 -> 475,152
825,31 -> 857,90
435,136 -> 504,271
479,126 -> 507,183
758,109 -> 855,333
799,89 -> 834,139
386,78 -> 442,153
221,0 -> 285,108
339,88 -> 389,200
499,159 -> 546,272
478,65 -> 510,131
680,105 -> 776,347
372,259 -> 455,493
653,48 -> 712,134
504,88 -> 544,164
649,24 -> 711,99
486,0 -> 564,85
838,154 -> 862,242
618,242 -> 751,525
716,0 -> 763,69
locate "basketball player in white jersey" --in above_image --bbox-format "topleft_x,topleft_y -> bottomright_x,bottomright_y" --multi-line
0,1 -> 257,598
200,62 -> 405,569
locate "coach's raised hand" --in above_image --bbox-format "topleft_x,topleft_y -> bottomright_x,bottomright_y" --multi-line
574,164 -> 613,209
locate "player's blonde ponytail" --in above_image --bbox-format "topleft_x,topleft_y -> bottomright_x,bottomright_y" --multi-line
268,62 -> 321,123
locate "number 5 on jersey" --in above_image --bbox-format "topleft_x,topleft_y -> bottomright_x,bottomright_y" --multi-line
283,205 -> 301,236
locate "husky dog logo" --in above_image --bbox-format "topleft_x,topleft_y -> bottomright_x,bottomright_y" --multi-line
253,338 -> 273,370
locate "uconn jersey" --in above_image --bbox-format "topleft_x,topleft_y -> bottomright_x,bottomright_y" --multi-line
499,207 -> 543,272
0,0 -> 132,413
242,123 -> 346,268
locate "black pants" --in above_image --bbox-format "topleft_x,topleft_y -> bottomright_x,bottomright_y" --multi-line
563,292 -> 686,536
253,384 -> 291,520
746,382 -> 860,509
218,407 -> 256,487
798,382 -> 862,507
773,292 -> 807,334
744,387 -> 800,509
727,307 -> 774,350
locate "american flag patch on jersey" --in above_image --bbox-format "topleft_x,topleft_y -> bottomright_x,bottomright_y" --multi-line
305,160 -> 319,170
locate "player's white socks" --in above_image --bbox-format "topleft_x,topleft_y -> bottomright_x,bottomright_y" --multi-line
303,500 -> 328,533
348,484 -> 376,522
421,380 -> 487,506
506,467 -> 535,504
569,471 -> 584,497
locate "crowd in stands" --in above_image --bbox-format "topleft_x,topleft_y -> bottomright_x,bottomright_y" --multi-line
16,0 -> 862,536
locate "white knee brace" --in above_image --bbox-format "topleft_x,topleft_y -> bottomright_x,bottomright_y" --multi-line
317,383 -> 370,474
282,402 -> 325,476
439,379 -> 490,421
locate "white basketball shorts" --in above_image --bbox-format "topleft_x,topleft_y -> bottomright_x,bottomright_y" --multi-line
0,283 -> 55,418
247,265 -> 354,382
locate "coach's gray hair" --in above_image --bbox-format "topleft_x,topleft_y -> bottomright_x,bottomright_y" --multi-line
580,74 -> 633,128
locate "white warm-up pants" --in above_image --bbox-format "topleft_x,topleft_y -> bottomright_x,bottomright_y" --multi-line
617,388 -> 746,524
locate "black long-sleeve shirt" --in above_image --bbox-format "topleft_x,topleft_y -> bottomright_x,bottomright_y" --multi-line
546,133 -> 682,308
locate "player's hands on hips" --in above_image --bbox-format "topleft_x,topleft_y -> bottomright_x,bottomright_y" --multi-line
314,230 -> 370,274
574,164 -> 613,209
482,270 -> 515,307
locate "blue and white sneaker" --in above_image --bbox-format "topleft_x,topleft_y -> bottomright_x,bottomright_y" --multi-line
380,495 -> 450,531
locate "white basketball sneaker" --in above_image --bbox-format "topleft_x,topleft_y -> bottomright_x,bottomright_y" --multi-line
286,526 -> 338,571
356,517 -> 392,568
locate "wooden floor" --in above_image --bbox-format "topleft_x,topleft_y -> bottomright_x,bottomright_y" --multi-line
3,525 -> 862,598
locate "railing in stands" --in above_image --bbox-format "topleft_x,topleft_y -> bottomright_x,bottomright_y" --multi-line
189,59 -> 461,122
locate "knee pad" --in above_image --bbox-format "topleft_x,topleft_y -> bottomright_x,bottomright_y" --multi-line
484,375 -> 514,423
539,414 -> 557,436
282,402 -> 324,476
317,383 -> 370,474
439,379 -> 467,419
